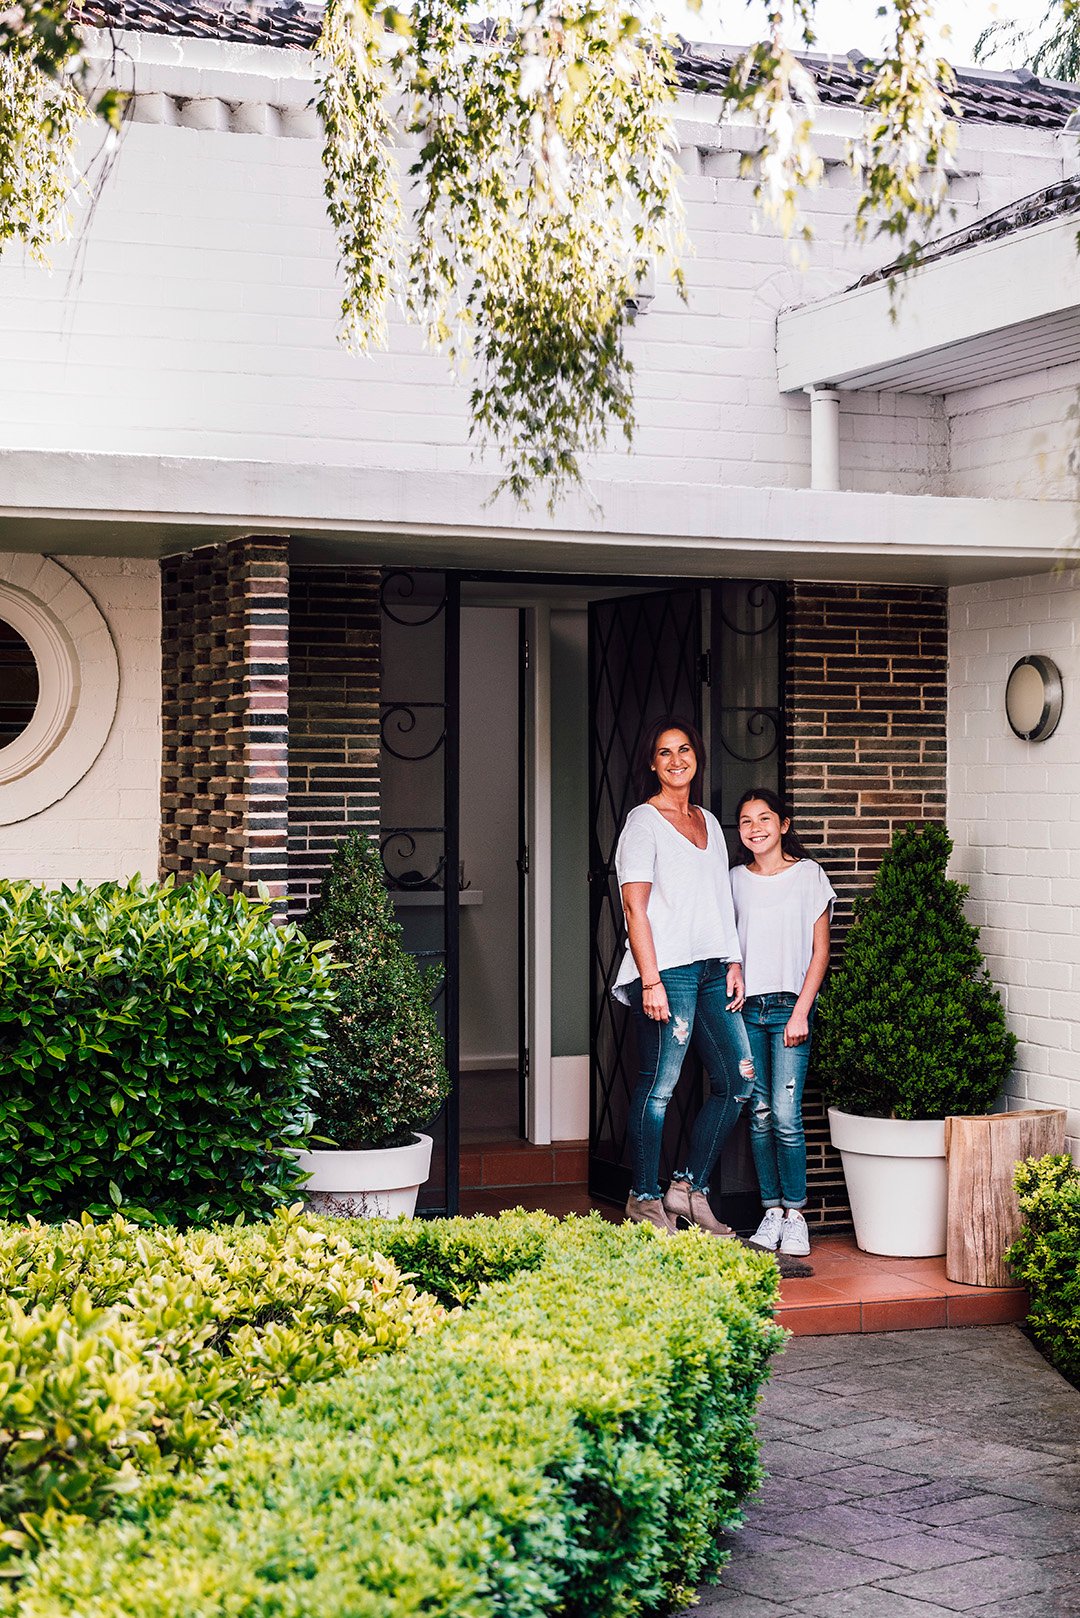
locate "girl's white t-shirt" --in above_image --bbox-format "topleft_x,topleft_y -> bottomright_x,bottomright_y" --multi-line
729,859 -> 836,999
612,804 -> 741,1004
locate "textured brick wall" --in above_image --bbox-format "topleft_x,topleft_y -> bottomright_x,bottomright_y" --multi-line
287,566 -> 381,919
786,580 -> 949,1228
160,538 -> 289,904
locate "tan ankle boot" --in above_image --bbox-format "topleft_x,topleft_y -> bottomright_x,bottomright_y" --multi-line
662,1179 -> 692,1225
624,1196 -> 675,1235
688,1191 -> 736,1239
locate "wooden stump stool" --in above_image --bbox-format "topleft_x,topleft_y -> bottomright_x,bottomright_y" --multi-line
945,1107 -> 1066,1287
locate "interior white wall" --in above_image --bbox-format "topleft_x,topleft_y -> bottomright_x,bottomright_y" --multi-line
0,554 -> 160,884
549,608 -> 591,1142
459,606 -> 519,1069
948,569 -> 1080,1162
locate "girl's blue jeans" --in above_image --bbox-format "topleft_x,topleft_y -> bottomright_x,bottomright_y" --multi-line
741,991 -> 813,1209
627,959 -> 756,1201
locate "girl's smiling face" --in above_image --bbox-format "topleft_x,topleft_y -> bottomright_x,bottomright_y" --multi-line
738,798 -> 789,861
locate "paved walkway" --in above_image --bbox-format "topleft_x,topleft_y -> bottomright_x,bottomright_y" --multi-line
689,1325 -> 1080,1618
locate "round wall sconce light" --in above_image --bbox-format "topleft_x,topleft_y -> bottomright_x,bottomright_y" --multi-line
1005,655 -> 1063,742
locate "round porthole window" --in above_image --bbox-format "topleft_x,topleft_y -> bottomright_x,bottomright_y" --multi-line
0,557 -> 119,825
1005,655 -> 1063,743
0,619 -> 40,750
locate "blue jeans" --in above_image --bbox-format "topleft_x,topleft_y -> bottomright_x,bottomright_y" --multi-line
627,960 -> 755,1201
742,992 -> 813,1209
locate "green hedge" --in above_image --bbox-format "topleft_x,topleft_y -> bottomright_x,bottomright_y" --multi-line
0,876 -> 335,1224
0,1208 -> 447,1554
0,1212 -> 783,1616
1008,1154 -> 1080,1384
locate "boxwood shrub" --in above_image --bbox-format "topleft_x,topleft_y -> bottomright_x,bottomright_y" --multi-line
1007,1154 -> 1080,1384
0,1212 -> 784,1616
0,876 -> 335,1224
0,1208 -> 447,1555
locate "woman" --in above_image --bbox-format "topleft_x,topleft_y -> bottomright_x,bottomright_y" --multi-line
730,788 -> 834,1258
613,716 -> 756,1235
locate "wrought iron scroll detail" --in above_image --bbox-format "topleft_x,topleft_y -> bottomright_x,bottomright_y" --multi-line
717,707 -> 781,764
717,580 -> 781,636
379,570 -> 447,626
380,703 -> 446,761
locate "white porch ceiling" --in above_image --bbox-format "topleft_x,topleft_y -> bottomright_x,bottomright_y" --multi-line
777,209 -> 1080,395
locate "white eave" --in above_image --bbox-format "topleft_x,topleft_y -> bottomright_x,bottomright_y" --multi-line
0,448 -> 1072,587
777,208 -> 1080,395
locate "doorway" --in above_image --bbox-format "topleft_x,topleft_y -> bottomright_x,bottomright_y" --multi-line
378,569 -> 784,1220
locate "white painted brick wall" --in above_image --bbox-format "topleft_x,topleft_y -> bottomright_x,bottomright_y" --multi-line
946,362 -> 1080,499
948,569 -> 1080,1160
0,555 -> 161,884
0,34 -> 1062,496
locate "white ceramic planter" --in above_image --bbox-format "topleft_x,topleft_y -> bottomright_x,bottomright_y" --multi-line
292,1133 -> 434,1219
828,1108 -> 947,1258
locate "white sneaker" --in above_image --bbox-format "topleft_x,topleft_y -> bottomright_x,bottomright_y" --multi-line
748,1208 -> 784,1251
779,1210 -> 811,1257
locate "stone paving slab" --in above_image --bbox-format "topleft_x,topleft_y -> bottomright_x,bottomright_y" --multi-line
683,1326 -> 1080,1618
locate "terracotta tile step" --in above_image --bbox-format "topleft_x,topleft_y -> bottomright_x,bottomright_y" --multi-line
459,1139 -> 588,1189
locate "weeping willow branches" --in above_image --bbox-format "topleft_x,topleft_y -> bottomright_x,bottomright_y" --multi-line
0,40 -> 87,260
317,0 -> 684,503
317,0 -> 960,504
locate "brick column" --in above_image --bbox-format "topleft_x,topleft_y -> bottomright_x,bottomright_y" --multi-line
785,580 -> 948,1228
287,565 -> 381,917
161,538 -> 289,907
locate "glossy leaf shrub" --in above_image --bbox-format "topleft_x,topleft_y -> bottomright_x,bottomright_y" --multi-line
302,832 -> 449,1149
0,876 -> 335,1223
814,823 -> 1016,1119
1,1212 -> 784,1616
1008,1154 -> 1080,1384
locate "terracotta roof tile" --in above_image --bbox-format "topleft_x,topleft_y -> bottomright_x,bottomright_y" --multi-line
72,1 -> 1080,128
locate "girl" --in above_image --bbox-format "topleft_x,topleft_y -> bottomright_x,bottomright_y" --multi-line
730,788 -> 834,1258
613,716 -> 755,1236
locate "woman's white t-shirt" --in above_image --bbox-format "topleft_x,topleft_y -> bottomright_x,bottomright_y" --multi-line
729,859 -> 836,999
612,804 -> 741,1004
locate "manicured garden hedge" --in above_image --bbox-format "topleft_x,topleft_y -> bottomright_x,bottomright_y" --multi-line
1008,1154 -> 1080,1384
0,1211 -> 783,1616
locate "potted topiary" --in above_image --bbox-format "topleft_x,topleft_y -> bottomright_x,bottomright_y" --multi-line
295,831 -> 450,1217
814,823 -> 1016,1258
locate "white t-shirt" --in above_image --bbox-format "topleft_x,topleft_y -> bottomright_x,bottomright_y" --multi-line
729,859 -> 836,999
612,804 -> 742,1004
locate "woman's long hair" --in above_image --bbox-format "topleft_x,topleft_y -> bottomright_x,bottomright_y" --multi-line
731,787 -> 813,865
633,715 -> 706,806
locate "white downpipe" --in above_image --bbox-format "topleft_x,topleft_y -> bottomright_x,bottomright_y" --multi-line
808,386 -> 841,492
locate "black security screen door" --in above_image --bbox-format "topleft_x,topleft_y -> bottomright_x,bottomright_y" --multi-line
588,588 -> 703,1203
587,580 -> 785,1215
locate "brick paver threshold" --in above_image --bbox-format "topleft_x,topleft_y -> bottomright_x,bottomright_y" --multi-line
777,1235 -> 1028,1336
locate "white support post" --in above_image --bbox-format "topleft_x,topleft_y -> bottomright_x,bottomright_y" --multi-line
808,386 -> 841,492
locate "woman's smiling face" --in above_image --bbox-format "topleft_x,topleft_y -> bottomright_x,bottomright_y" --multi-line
651,729 -> 697,792
738,797 -> 789,858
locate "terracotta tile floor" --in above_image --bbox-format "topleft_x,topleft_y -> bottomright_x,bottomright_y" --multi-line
457,1182 -> 1029,1336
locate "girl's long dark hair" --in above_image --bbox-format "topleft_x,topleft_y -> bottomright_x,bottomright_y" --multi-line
731,787 -> 813,865
633,715 -> 706,806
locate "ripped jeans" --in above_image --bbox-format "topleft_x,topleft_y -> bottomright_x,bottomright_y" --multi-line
742,992 -> 813,1210
627,959 -> 755,1202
